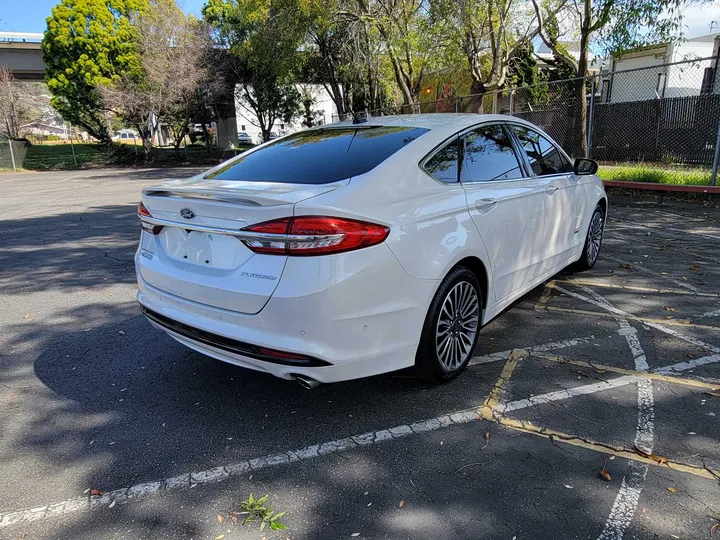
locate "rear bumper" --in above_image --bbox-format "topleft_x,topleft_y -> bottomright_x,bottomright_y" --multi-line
135,244 -> 438,382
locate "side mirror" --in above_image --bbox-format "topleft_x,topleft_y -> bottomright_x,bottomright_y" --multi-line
574,158 -> 598,175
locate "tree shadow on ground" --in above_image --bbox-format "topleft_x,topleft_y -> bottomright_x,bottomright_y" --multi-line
0,204 -> 138,295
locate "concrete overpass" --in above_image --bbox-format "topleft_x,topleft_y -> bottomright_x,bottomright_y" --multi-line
0,32 -> 237,146
0,33 -> 45,80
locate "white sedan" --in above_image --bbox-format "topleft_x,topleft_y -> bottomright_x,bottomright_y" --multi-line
135,114 -> 606,387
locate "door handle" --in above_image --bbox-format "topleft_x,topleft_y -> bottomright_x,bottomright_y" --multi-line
545,185 -> 559,194
475,198 -> 497,212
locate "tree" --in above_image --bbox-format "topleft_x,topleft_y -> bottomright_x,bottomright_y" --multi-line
43,0 -> 146,143
204,0 -> 304,141
303,1 -> 366,119
0,68 -> 22,139
100,0 -> 220,155
299,86 -> 324,127
507,42 -> 548,105
530,0 -> 689,156
446,0 -> 570,113
336,0 -> 451,109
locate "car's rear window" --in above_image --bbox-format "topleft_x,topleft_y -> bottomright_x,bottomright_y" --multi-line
206,126 -> 429,184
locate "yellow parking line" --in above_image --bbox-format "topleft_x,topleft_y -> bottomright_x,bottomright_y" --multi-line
544,306 -> 720,332
534,280 -> 556,311
479,349 -> 526,420
490,416 -> 720,482
534,354 -> 720,392
554,279 -> 719,298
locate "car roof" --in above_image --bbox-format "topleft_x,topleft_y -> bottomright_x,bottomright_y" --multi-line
329,113 -> 532,131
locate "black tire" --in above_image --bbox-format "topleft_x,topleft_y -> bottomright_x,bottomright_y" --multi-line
572,204 -> 605,272
415,266 -> 482,383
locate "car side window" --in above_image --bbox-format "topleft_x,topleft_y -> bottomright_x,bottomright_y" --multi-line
460,125 -> 524,183
511,126 -> 573,176
423,136 -> 460,183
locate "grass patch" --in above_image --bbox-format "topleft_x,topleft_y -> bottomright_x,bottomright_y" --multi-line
598,164 -> 712,186
22,143 -> 106,168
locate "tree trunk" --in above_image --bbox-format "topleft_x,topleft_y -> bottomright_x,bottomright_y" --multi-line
573,24 -> 590,158
142,136 -> 153,156
469,78 -> 486,114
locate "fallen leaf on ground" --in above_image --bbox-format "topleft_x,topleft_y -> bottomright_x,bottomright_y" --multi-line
598,470 -> 612,481
678,319 -> 692,325
217,514 -> 223,523
215,535 -> 225,540
351,533 -> 360,537
632,445 -> 669,465
399,500 -> 405,508
704,392 -> 720,398
665,316 -> 674,320
89,488 -> 103,496
622,263 -> 633,269
118,330 -> 125,335
687,353 -> 698,359
689,265 -> 699,271
667,487 -> 677,493
508,348 -> 528,362
663,307 -> 676,312
712,521 -> 720,536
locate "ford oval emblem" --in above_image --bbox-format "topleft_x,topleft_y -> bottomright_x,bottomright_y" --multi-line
180,208 -> 196,220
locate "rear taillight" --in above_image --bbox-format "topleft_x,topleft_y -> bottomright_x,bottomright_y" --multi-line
241,216 -> 390,256
138,202 -> 163,235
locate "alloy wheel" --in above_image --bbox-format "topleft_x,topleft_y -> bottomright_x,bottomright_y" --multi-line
587,211 -> 603,265
435,281 -> 480,371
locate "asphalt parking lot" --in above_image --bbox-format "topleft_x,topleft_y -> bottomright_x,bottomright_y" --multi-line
0,168 -> 719,540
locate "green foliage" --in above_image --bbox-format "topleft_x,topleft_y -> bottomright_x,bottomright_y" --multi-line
43,0 -> 147,143
598,0 -> 688,56
237,493 -> 288,532
300,89 -> 323,128
508,43 -> 548,104
204,0 -> 304,137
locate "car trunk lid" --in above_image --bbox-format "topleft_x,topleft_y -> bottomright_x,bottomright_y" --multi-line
137,178 -> 346,314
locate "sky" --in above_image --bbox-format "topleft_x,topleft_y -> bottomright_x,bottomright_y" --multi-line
1,0 -> 719,38
0,0 -> 205,33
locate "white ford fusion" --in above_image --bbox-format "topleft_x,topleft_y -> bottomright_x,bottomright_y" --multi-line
135,114 -> 606,387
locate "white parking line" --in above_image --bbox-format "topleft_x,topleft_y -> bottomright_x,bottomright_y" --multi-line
4,348 -> 718,529
469,335 -> 597,366
555,285 -> 720,355
562,285 -> 654,540
654,354 -> 720,375
501,376 -> 640,413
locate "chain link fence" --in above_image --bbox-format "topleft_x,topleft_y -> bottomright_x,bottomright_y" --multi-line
0,139 -> 28,170
335,56 -> 720,186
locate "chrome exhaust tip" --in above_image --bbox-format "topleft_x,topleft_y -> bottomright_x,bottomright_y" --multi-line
294,375 -> 321,390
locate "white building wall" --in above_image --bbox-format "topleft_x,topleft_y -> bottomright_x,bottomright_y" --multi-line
608,39 -> 718,103
235,84 -> 339,145
665,41 -> 715,98
609,51 -> 667,103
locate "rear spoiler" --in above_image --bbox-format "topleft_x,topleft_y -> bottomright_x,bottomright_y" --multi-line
142,180 -> 348,207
